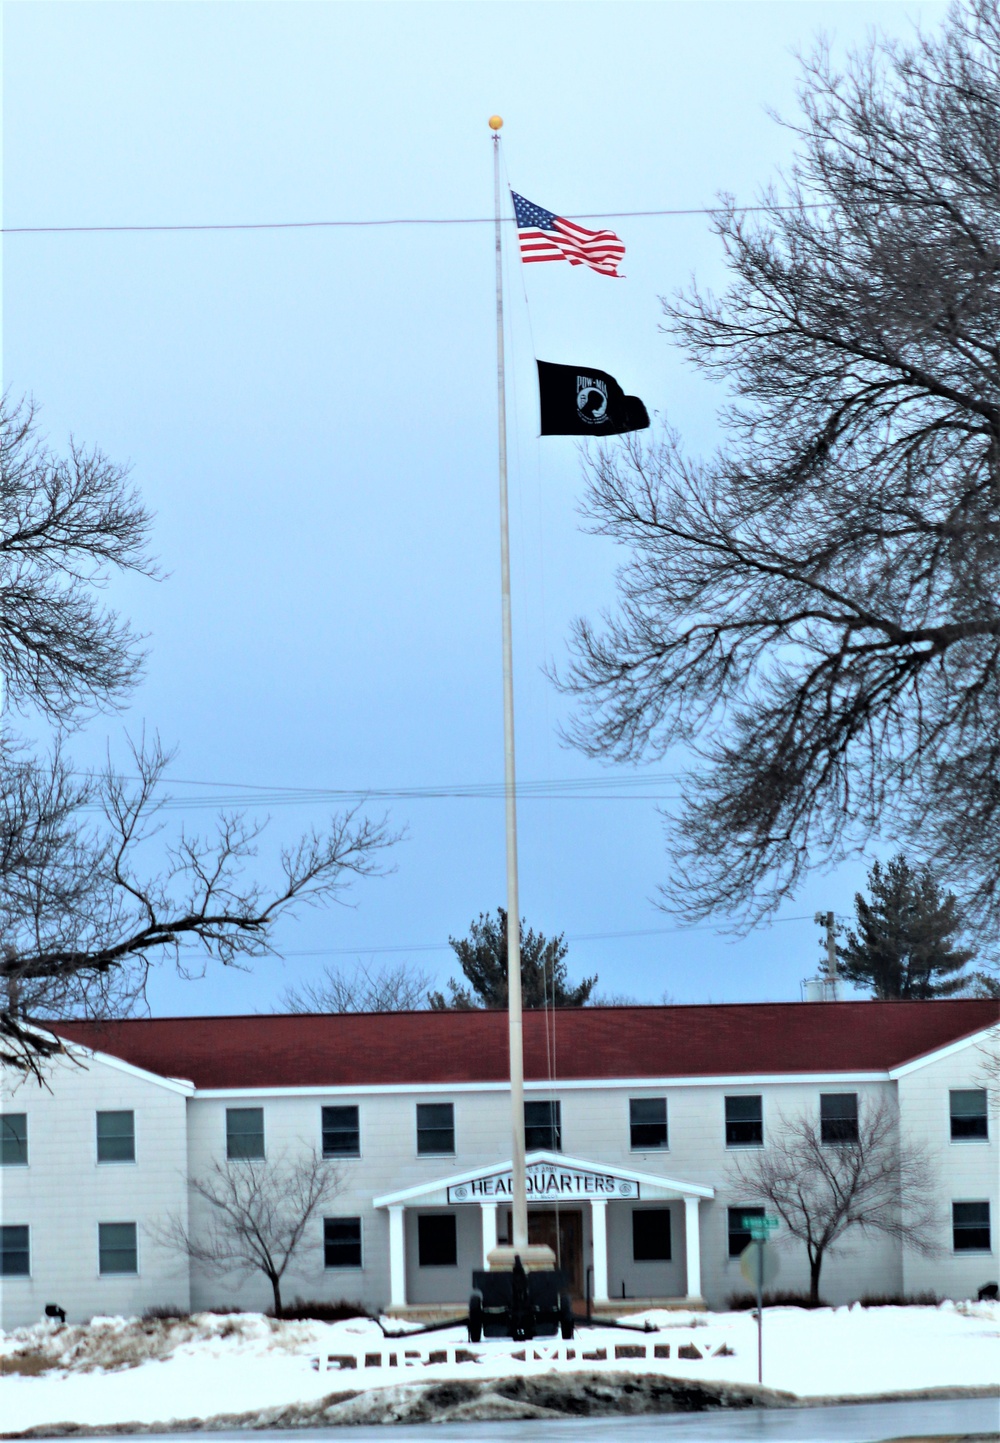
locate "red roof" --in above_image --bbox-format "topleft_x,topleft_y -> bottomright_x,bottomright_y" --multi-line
53,1000 -> 998,1090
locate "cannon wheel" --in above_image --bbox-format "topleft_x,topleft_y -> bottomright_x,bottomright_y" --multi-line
468,1292 -> 484,1343
560,1293 -> 574,1340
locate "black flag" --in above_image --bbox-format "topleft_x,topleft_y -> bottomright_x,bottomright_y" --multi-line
537,360 -> 649,437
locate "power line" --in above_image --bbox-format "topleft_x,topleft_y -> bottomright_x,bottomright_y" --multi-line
1,203 -> 826,237
280,914 -> 821,957
73,769 -> 689,812
144,790 -> 683,811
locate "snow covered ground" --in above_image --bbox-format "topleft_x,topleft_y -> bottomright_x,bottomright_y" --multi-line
0,1302 -> 996,1434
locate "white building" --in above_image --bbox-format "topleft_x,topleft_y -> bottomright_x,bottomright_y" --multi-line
1,1000 -> 996,1327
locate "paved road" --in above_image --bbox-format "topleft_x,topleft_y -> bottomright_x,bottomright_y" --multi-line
73,1396 -> 999,1442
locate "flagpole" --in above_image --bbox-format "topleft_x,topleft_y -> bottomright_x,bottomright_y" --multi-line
489,115 -> 528,1256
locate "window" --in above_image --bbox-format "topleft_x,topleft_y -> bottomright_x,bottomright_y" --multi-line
99,1222 -> 138,1275
418,1214 -> 457,1267
820,1093 -> 859,1144
950,1090 -> 988,1141
322,1106 -> 360,1157
0,1226 -> 30,1276
324,1217 -> 362,1268
728,1206 -> 764,1257
97,1110 -> 135,1163
725,1095 -> 763,1147
525,1100 -> 562,1151
416,1103 -> 454,1155
630,1098 -> 668,1150
953,1201 -> 991,1252
226,1107 -> 264,1160
1,1114 -> 27,1166
632,1209 -> 671,1261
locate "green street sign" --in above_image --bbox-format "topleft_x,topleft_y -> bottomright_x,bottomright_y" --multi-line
742,1214 -> 779,1236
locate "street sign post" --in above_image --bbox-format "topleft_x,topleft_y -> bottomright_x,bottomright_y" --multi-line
739,1218 -> 780,1383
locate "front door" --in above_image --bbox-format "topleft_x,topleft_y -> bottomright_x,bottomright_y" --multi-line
504,1208 -> 584,1297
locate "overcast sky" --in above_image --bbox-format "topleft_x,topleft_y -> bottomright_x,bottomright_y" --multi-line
2,1 -> 949,1016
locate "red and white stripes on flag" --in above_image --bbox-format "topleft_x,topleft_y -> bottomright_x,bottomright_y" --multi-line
511,191 -> 625,278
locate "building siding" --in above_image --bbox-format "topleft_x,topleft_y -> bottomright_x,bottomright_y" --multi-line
2,1010 -> 996,1326
1,1054 -> 190,1326
897,1039 -> 998,1300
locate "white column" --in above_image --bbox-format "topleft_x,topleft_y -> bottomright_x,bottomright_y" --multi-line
684,1196 -> 702,1301
481,1201 -> 498,1267
388,1205 -> 406,1308
591,1198 -> 609,1302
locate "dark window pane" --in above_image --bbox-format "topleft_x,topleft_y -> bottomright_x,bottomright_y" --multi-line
322,1106 -> 360,1157
99,1222 -> 138,1274
950,1091 -> 988,1141
728,1206 -> 764,1257
725,1096 -> 763,1146
632,1209 -> 671,1261
630,1099 -> 668,1150
1,1114 -> 28,1166
820,1094 -> 859,1144
953,1201 -> 991,1252
0,1225 -> 30,1276
416,1103 -> 454,1155
324,1216 -> 362,1268
226,1108 -> 265,1160
418,1214 -> 457,1267
525,1100 -> 562,1151
97,1110 -> 135,1163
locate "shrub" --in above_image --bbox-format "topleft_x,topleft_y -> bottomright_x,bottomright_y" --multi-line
140,1305 -> 190,1322
726,1290 -> 825,1310
275,1297 -> 371,1322
858,1291 -> 939,1307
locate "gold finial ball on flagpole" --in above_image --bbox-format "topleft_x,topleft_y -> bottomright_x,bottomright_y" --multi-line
488,115 -> 503,131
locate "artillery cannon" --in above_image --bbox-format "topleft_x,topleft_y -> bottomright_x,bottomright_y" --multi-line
469,1255 -> 574,1341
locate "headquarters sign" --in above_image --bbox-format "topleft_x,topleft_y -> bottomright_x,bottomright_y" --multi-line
448,1162 -> 640,1204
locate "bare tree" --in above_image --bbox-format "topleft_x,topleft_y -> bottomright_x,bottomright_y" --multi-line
0,402 -> 400,1077
557,1 -> 1000,935
588,990 -> 644,1007
155,1149 -> 344,1317
0,396 -> 158,724
730,1098 -> 938,1304
587,989 -> 675,1006
1,734 -> 397,1079
973,1023 -> 1000,1115
280,958 -> 431,1013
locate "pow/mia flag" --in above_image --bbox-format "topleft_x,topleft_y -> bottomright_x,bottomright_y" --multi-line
537,360 -> 649,437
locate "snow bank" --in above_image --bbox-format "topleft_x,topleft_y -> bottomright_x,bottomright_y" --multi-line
0,1302 -> 996,1435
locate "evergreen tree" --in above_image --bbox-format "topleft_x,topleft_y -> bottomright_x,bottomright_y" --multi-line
429,908 -> 596,1010
838,854 -> 976,999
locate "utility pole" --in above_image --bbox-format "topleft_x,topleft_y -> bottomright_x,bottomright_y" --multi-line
814,911 -> 838,997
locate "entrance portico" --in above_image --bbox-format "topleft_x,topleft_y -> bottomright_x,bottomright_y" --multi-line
374,1152 -> 714,1315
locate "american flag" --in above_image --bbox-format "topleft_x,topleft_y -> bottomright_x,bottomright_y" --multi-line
511,192 -> 625,277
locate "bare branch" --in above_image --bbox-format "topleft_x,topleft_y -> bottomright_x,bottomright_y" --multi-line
0,395 -> 160,724
279,959 -> 432,1014
0,732 -> 399,1076
152,1149 -> 345,1316
557,2 -> 1000,934
730,1096 -> 939,1303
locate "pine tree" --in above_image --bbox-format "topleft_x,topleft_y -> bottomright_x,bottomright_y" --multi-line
429,908 -> 596,1010
837,854 -> 976,999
